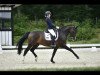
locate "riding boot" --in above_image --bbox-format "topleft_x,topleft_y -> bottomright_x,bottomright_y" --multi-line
51,36 -> 56,48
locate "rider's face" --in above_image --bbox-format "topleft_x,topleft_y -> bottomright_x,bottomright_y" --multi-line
47,14 -> 51,18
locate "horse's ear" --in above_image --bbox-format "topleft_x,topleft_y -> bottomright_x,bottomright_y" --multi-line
75,26 -> 78,29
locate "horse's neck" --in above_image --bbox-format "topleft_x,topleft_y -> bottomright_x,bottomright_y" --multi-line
60,27 -> 70,36
65,29 -> 70,36
58,28 -> 70,40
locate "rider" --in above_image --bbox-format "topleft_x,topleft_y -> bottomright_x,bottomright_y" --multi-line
45,11 -> 56,48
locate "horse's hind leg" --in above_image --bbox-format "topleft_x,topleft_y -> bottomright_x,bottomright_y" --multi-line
30,44 -> 39,62
23,44 -> 32,63
62,45 -> 79,59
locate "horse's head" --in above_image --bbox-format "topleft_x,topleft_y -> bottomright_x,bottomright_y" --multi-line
60,26 -> 78,41
69,26 -> 78,41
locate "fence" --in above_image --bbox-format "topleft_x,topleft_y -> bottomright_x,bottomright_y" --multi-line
1,44 -> 100,50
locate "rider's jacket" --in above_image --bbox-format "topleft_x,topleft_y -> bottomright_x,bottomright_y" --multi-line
45,17 -> 55,29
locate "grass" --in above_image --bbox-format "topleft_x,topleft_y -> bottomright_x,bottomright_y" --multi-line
68,38 -> 100,44
11,67 -> 100,71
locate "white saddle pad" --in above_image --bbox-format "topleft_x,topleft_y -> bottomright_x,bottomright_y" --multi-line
44,31 -> 58,41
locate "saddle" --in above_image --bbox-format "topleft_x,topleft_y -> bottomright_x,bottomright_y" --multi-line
44,29 -> 58,41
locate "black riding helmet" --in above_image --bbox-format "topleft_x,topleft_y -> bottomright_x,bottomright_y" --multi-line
45,11 -> 51,17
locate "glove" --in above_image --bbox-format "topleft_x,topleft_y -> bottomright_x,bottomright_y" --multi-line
56,26 -> 59,29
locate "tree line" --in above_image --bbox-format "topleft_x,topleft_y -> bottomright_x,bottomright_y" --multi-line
14,5 -> 100,24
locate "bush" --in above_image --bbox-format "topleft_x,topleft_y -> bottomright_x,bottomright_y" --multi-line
80,18 -> 93,27
14,13 -> 31,36
36,19 -> 46,30
95,19 -> 100,28
54,20 -> 80,27
14,25 -> 27,36
66,20 -> 80,26
71,19 -> 95,41
14,13 -> 46,36
76,27 -> 95,40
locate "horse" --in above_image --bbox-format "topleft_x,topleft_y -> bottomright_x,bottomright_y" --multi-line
16,26 -> 79,63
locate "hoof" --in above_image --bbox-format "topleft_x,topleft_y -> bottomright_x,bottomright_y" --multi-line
35,57 -> 38,62
52,61 -> 55,64
77,56 -> 79,59
51,60 -> 55,63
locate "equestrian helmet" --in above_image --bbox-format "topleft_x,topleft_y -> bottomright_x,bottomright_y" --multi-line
45,11 -> 51,16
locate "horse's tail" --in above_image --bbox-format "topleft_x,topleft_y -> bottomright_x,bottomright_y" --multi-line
16,32 -> 30,55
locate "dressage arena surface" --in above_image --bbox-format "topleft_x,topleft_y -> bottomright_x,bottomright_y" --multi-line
0,48 -> 100,71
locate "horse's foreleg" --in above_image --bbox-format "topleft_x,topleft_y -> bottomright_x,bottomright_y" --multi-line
51,47 -> 58,63
30,44 -> 39,62
62,45 -> 79,59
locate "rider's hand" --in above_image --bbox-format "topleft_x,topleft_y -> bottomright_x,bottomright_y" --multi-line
56,26 -> 59,29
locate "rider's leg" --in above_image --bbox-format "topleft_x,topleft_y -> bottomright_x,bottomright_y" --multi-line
48,29 -> 56,47
48,29 -> 56,37
51,35 -> 56,46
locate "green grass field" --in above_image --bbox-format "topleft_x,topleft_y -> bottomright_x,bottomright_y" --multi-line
13,67 -> 100,71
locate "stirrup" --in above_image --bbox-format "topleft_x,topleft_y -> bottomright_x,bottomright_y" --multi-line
51,44 -> 56,48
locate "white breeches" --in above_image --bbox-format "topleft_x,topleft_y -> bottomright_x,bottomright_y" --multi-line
48,29 -> 56,37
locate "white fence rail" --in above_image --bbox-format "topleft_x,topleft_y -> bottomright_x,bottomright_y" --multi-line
66,44 -> 100,48
1,44 -> 100,50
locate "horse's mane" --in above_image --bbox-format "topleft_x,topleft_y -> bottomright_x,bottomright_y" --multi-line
59,25 -> 75,31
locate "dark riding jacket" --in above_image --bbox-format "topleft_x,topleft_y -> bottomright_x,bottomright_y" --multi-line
45,17 -> 55,29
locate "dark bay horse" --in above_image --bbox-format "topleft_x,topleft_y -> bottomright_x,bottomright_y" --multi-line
16,26 -> 79,63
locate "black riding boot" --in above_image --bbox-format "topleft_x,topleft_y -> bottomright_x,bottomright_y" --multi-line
51,36 -> 56,48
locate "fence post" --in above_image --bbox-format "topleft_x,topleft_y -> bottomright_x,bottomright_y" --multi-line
91,47 -> 97,52
0,43 -> 3,54
67,44 -> 70,48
